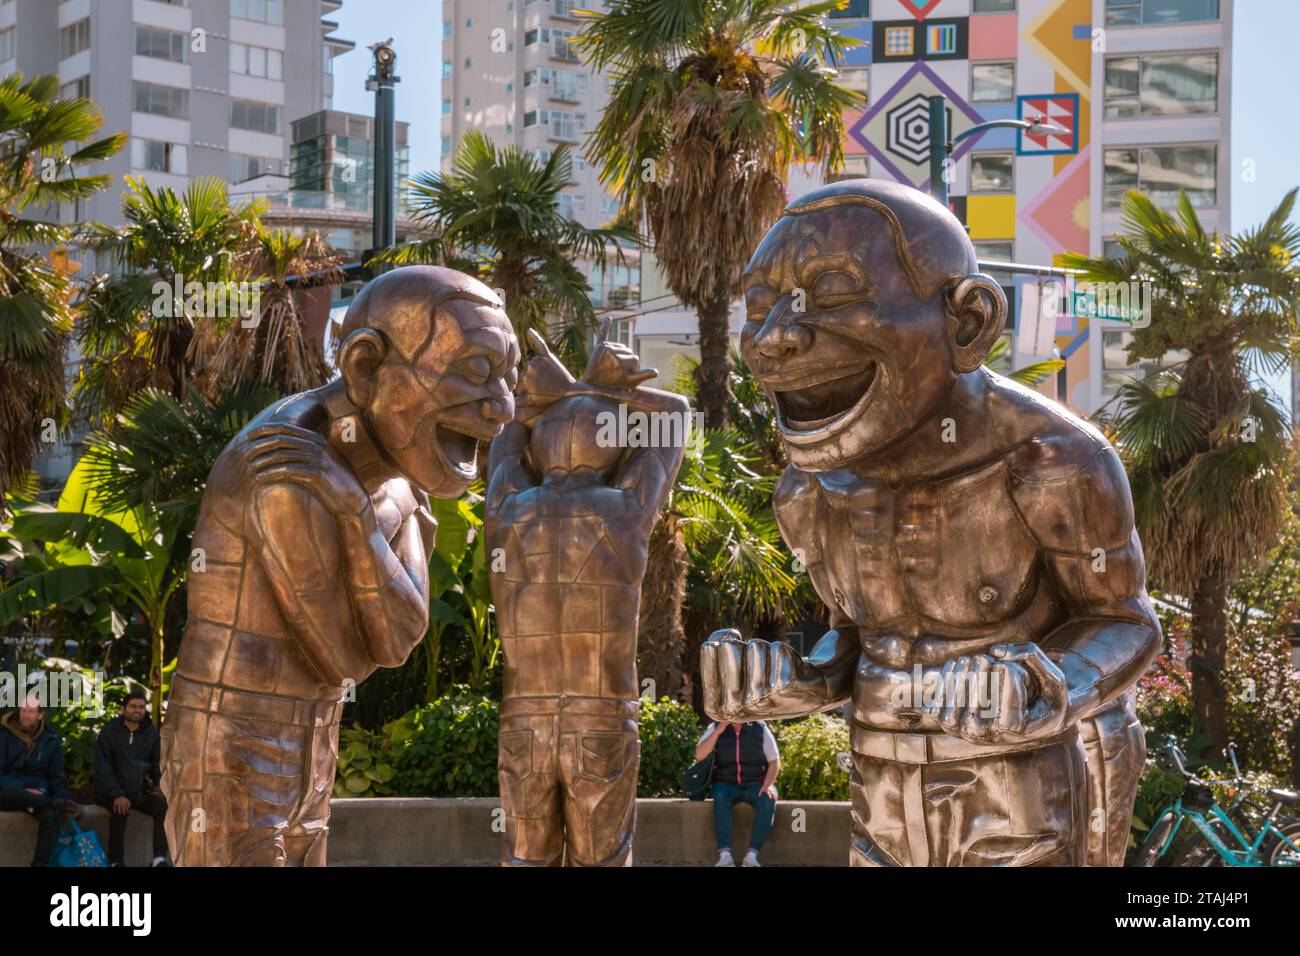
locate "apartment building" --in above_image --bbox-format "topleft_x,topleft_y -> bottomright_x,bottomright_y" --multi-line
2,0 -> 352,485
440,0 -> 618,228
0,0 -> 353,238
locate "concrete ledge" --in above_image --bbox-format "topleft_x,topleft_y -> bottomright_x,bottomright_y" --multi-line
3,798 -> 852,867
0,805 -> 155,867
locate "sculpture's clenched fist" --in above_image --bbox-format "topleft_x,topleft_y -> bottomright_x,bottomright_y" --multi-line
700,629 -> 833,722
918,643 -> 1071,745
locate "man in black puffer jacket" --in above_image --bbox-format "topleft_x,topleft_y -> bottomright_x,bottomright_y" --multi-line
95,691 -> 170,867
0,693 -> 79,866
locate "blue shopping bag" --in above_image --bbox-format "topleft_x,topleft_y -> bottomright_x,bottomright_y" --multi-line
49,818 -> 109,868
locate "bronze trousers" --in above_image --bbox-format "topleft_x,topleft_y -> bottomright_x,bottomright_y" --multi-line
497,697 -> 640,866
161,675 -> 343,867
848,726 -> 1088,866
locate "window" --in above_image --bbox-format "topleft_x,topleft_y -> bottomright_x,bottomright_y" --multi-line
464,58 -> 471,69
442,98 -> 452,115
1105,0 -> 1218,25
61,18 -> 90,60
133,82 -> 188,119
829,0 -> 869,17
443,21 -> 451,39
828,156 -> 869,182
464,97 -> 470,108
1103,239 -> 1125,260
230,99 -> 281,134
839,67 -> 869,97
60,75 -> 90,100
974,241 -> 1013,262
441,136 -> 451,155
131,138 -> 188,175
465,18 -> 472,27
524,109 -> 543,127
973,0 -> 1016,11
971,62 -> 1014,103
1104,145 -> 1216,207
1104,53 -> 1217,117
970,153 -> 1013,193
1102,330 -> 1189,395
558,193 -> 585,219
136,26 -> 188,63
230,42 -> 283,79
442,61 -> 452,78
231,0 -> 284,26
0,27 -> 14,62
229,153 -> 286,183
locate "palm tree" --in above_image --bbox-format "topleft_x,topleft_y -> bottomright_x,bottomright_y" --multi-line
76,177 -> 264,421
1063,189 -> 1300,758
74,381 -> 279,721
376,130 -> 634,360
636,351 -> 811,702
576,0 -> 864,427
0,73 -> 125,504
196,226 -> 341,396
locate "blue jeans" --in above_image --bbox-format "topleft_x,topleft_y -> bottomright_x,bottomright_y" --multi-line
711,781 -> 776,852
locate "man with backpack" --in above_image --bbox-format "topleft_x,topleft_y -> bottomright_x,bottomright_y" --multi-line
0,692 -> 79,866
95,690 -> 170,867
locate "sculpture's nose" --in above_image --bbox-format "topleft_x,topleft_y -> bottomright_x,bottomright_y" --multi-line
480,395 -> 513,425
753,306 -> 813,359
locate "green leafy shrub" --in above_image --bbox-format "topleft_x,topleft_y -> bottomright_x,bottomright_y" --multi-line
1136,655 -> 1195,744
390,690 -> 500,797
333,722 -> 401,797
772,713 -> 850,801
637,697 -> 701,796
1126,760 -> 1187,862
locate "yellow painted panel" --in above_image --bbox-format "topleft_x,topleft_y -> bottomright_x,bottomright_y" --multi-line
966,194 -> 1016,240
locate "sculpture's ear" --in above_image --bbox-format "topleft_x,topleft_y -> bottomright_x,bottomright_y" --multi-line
338,328 -> 389,407
944,274 -> 1007,373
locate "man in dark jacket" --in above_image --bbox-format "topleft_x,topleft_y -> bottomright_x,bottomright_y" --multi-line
95,690 -> 170,867
0,693 -> 79,866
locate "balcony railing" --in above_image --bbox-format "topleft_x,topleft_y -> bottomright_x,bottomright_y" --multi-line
550,118 -> 582,142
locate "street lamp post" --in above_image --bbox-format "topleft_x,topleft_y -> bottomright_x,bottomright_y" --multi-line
367,39 -> 399,259
926,94 -> 1069,207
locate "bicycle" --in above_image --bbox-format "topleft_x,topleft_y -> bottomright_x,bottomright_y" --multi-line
1133,735 -> 1300,867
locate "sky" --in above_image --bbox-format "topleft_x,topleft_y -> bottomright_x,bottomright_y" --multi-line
326,0 -> 1297,401
329,0 -> 442,177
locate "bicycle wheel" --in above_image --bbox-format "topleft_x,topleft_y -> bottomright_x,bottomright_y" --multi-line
1265,822 -> 1300,867
1134,811 -> 1178,867
1171,823 -> 1227,867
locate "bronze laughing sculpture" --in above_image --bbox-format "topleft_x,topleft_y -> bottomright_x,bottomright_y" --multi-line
701,180 -> 1160,867
485,323 -> 688,866
161,266 -> 518,865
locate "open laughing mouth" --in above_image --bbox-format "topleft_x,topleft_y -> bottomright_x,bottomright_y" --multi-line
772,361 -> 878,432
434,423 -> 487,481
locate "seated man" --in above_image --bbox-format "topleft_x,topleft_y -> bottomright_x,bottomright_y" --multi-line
696,719 -> 780,867
0,692 -> 79,866
95,690 -> 170,867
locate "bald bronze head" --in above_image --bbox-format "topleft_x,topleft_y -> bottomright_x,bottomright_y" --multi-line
337,266 -> 520,497
741,179 -> 1006,472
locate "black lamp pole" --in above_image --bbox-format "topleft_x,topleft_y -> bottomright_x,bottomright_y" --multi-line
368,39 -> 399,258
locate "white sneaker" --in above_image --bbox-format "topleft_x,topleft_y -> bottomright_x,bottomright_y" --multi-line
714,849 -> 735,867
742,850 -> 760,867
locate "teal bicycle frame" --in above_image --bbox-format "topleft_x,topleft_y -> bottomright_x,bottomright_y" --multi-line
1148,736 -> 1300,867
1151,795 -> 1300,866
